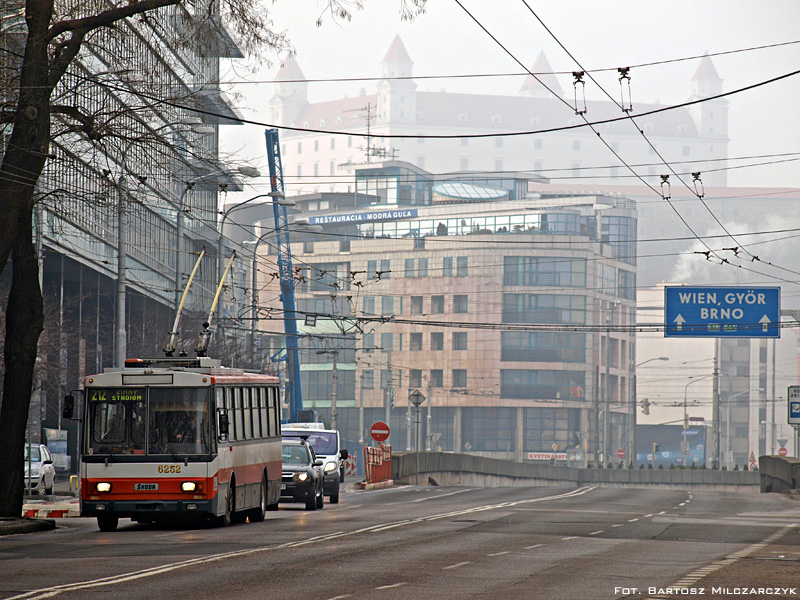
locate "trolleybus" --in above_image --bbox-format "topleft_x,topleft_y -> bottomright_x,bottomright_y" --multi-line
74,356 -> 282,531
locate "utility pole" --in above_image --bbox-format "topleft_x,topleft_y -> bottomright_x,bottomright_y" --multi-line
331,350 -> 338,430
712,339 -> 720,468
115,176 -> 128,367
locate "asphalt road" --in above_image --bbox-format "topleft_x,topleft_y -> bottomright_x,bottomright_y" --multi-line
2,485 -> 800,600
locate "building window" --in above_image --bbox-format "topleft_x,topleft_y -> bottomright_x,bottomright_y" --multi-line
443,257 -> 454,277
534,139 -> 542,150
297,164 -> 302,177
453,332 -> 467,350
431,295 -> 445,313
462,407 -> 515,452
431,332 -> 444,351
502,294 -> 586,324
452,369 -> 467,388
297,142 -> 302,154
460,157 -> 469,171
461,137 -> 469,146
501,332 -> 585,362
380,259 -> 391,279
495,137 -> 503,148
417,156 -> 426,169
683,146 -> 690,156
362,370 -> 374,389
381,332 -> 393,352
573,140 -> 581,151
381,296 -> 394,315
330,161 -> 335,175
410,296 -> 423,314
380,369 -> 394,389
331,138 -> 336,149
418,258 -> 428,277
501,369 -> 585,400
314,140 -> 319,152
495,159 -> 503,172
410,332 -> 423,351
503,256 -> 586,287
363,296 -> 375,315
456,256 -> 468,277
405,258 -> 415,277
363,333 -> 374,352
367,260 -> 377,280
410,369 -> 422,388
454,295 -> 468,313
430,369 -> 443,388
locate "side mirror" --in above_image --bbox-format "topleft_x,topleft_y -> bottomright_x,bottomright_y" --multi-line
63,395 -> 75,420
43,459 -> 53,465
340,448 -> 349,460
314,459 -> 323,466
218,411 -> 229,440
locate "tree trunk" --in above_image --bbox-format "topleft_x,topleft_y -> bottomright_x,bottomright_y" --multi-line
0,209 -> 44,517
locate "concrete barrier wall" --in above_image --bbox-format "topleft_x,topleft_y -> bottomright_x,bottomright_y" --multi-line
393,452 -> 760,492
758,456 -> 800,492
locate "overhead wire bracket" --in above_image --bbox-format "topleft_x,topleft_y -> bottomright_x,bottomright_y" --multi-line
660,175 -> 671,200
692,172 -> 705,198
618,67 -> 633,113
572,71 -> 587,115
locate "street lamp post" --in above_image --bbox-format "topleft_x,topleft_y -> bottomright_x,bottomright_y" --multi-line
725,388 -> 764,469
683,374 -> 714,463
631,356 -> 669,462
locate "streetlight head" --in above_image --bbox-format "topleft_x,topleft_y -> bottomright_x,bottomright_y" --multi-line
293,218 -> 310,226
237,166 -> 261,178
191,125 -> 215,135
180,116 -> 203,126
657,356 -> 670,361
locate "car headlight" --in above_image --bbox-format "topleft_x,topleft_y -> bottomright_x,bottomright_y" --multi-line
296,472 -> 309,482
324,461 -> 337,473
96,482 -> 112,493
181,481 -> 197,492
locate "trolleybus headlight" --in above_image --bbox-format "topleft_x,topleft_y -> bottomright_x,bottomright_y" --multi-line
180,481 -> 197,492
96,482 -> 112,493
324,461 -> 337,473
296,472 -> 309,482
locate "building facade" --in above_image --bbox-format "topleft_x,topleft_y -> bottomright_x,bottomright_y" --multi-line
255,162 -> 638,464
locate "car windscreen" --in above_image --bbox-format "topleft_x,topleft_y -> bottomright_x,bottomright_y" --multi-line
281,444 -> 311,466
283,431 -> 337,455
24,445 -> 41,462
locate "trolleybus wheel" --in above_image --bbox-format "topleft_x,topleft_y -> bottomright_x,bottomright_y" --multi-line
217,486 -> 232,527
250,476 -> 267,522
97,515 -> 118,532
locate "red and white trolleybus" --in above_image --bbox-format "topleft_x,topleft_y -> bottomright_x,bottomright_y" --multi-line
78,356 -> 281,531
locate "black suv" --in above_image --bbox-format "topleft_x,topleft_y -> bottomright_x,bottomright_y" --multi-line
280,439 -> 324,510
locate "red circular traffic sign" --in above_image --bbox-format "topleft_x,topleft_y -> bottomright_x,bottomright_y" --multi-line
370,421 -> 390,442
616,448 -> 626,459
779,447 -> 788,457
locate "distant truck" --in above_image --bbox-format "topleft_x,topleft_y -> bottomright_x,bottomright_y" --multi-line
281,423 -> 348,503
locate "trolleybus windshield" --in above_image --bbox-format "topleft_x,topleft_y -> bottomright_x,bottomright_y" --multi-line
86,387 -> 212,456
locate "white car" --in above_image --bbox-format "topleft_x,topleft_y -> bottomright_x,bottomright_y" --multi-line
25,444 -> 55,496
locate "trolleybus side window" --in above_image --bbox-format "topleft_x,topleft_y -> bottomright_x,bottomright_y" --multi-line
233,387 -> 243,442
258,388 -> 272,438
87,387 -> 146,455
268,387 -> 278,438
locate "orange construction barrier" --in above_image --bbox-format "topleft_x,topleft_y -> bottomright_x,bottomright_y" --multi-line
364,443 -> 392,484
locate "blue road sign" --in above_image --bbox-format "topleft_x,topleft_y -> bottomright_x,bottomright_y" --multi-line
789,386 -> 800,425
664,286 -> 780,338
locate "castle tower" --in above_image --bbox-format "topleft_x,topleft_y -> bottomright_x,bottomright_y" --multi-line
688,55 -> 729,185
269,54 -> 309,127
376,35 -> 417,125
519,51 -> 563,99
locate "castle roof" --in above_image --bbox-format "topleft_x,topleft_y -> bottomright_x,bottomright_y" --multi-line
520,51 -> 564,97
383,35 -> 412,63
692,55 -> 721,81
275,54 -> 306,82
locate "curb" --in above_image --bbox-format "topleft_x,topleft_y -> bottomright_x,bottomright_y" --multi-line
21,501 -> 80,519
360,480 -> 394,491
0,517 -> 56,535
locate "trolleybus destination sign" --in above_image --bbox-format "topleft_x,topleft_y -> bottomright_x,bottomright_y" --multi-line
664,286 -> 780,338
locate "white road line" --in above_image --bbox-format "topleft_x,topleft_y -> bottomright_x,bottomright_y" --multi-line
612,524 -> 623,528
376,583 -> 408,590
412,489 -> 474,503
525,544 -> 543,549
7,487 -> 598,600
444,561 -> 472,570
589,531 -> 603,536
326,596 -> 352,600
488,551 -> 510,556
644,514 -> 654,518
627,518 -> 639,522
561,536 -> 578,541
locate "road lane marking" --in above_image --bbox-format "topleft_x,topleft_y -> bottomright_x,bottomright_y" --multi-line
376,583 -> 408,590
628,518 -> 639,522
561,536 -> 578,540
589,531 -> 603,536
525,544 -> 543,549
327,596 -> 352,600
412,489 -> 474,503
6,487 -> 598,600
444,561 -> 472,570
644,514 -> 654,518
488,551 -> 509,556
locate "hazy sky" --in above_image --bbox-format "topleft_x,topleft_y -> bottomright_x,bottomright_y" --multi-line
220,0 -> 800,191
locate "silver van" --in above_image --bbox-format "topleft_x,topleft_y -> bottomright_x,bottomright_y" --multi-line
281,424 -> 348,503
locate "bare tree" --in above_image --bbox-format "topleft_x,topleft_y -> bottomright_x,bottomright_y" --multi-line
0,0 -> 425,517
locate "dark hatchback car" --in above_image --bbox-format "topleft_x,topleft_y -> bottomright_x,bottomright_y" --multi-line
280,439 -> 324,510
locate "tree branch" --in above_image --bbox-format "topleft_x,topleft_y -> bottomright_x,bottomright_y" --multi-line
47,0 -> 182,43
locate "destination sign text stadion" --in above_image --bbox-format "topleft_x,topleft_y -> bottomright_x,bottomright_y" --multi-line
664,286 -> 781,338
